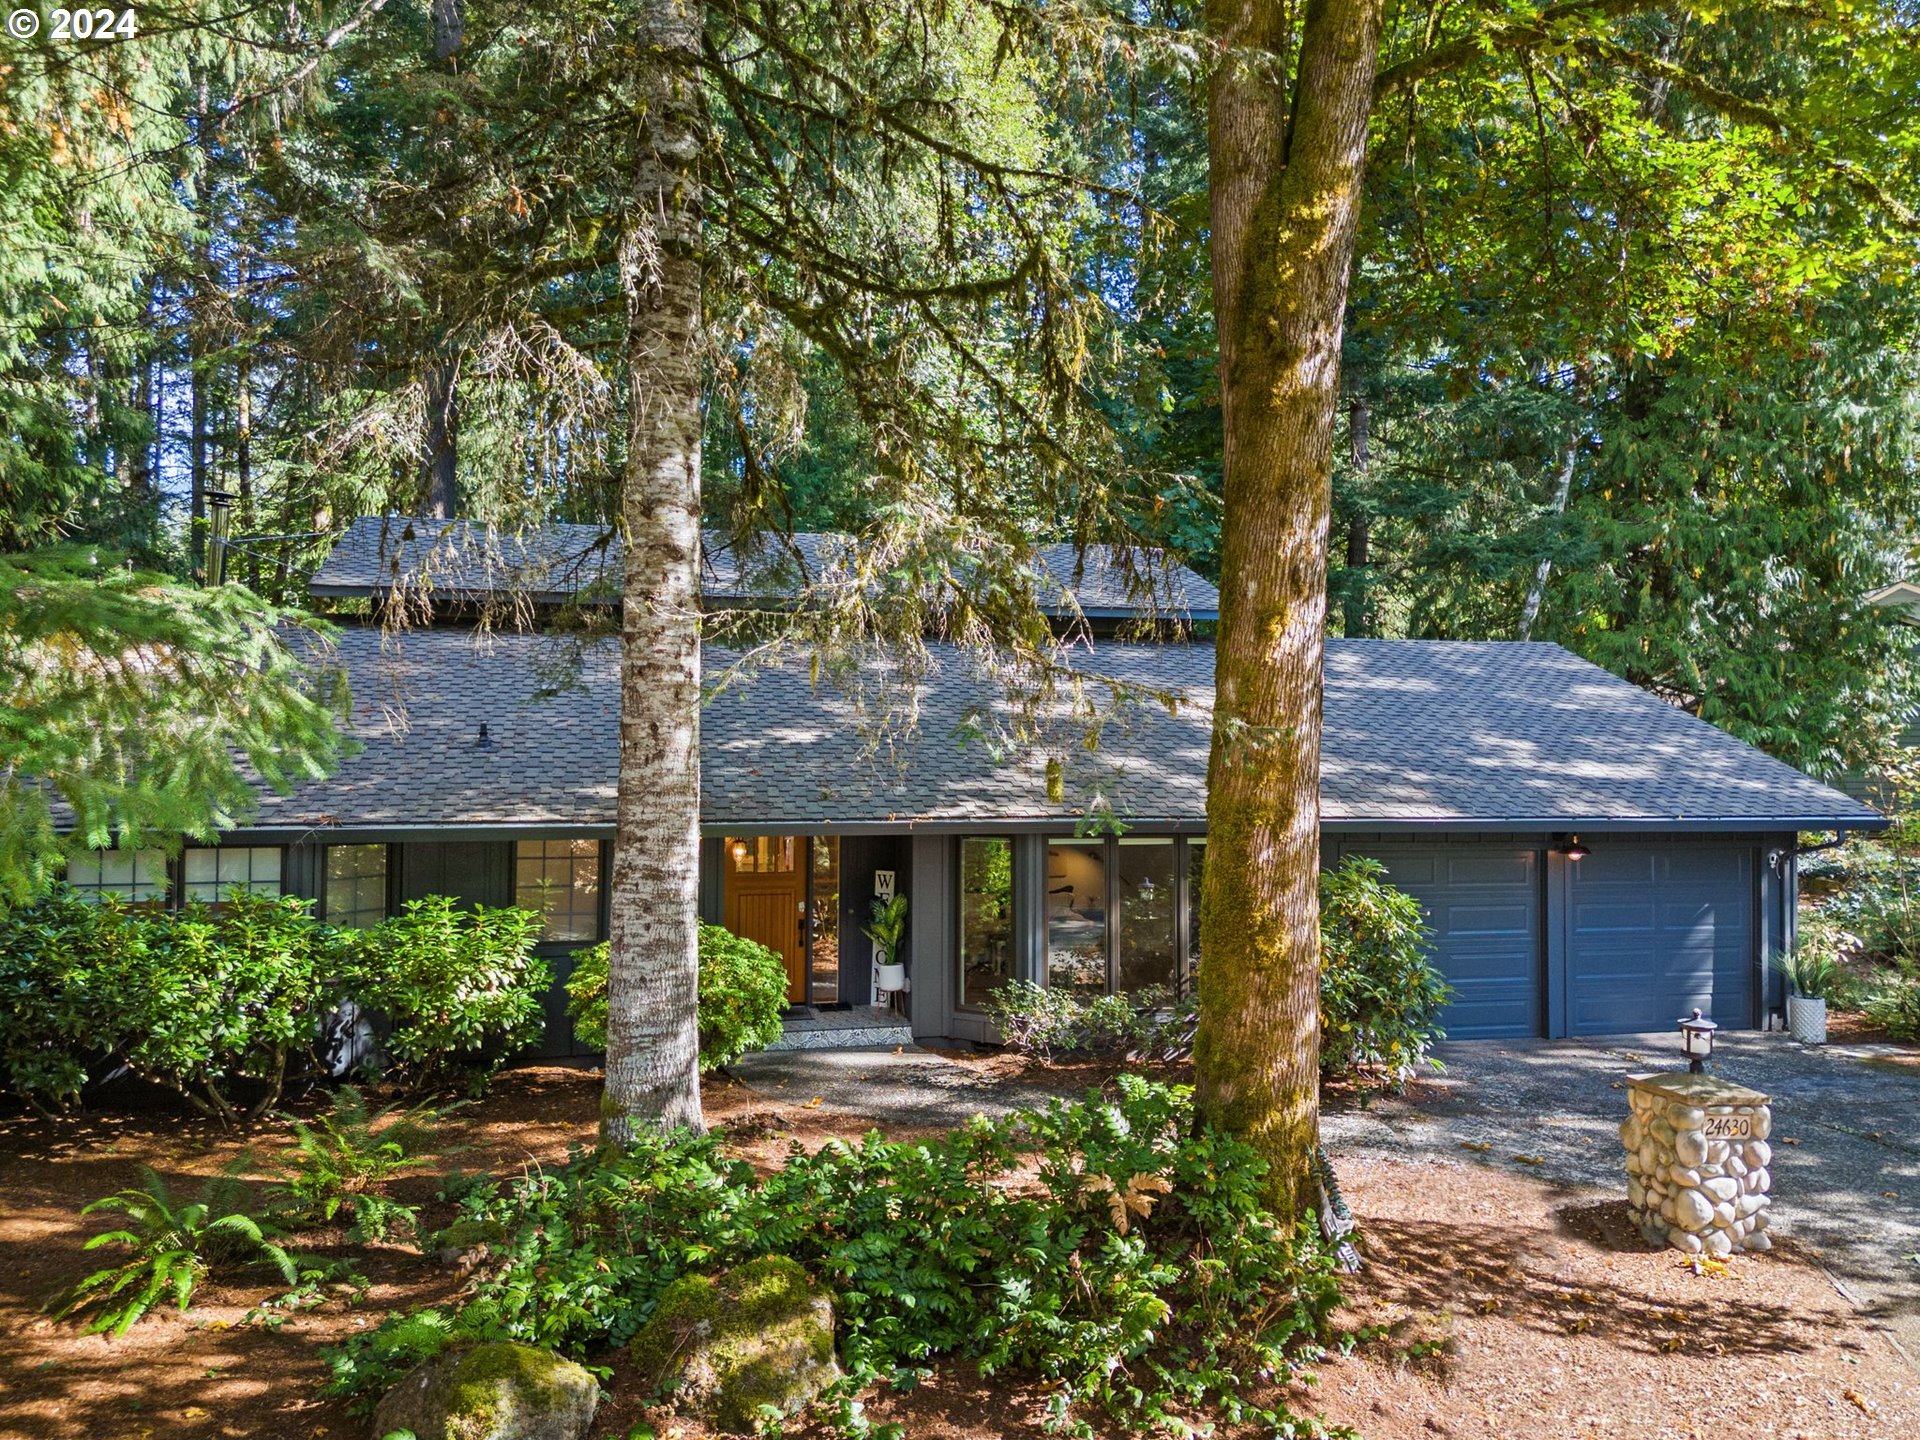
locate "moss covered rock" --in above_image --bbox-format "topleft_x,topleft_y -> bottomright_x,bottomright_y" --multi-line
627,1255 -> 840,1432
370,1341 -> 598,1440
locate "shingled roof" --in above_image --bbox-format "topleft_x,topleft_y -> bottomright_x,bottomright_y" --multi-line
306,516 -> 1222,621
230,627 -> 1881,837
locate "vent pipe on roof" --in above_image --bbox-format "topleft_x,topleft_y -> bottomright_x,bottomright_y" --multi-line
204,489 -> 238,586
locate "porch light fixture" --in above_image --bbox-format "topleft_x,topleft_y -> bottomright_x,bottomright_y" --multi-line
1678,1008 -> 1717,1073
1558,834 -> 1590,861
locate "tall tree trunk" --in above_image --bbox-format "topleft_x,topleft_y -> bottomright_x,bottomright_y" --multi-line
1343,392 -> 1372,638
1194,0 -> 1386,1216
1517,437 -> 1578,640
421,357 -> 459,518
600,0 -> 708,1142
420,0 -> 464,519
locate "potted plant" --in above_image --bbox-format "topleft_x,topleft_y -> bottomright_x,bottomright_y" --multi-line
1778,917 -> 1853,1045
865,894 -> 909,994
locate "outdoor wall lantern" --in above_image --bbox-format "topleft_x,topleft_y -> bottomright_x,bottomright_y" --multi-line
1678,1008 -> 1717,1073
1558,834 -> 1591,861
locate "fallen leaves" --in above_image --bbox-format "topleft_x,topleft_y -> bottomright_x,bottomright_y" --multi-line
1512,1154 -> 1546,1166
1459,1140 -> 1492,1153
1078,1170 -> 1174,1234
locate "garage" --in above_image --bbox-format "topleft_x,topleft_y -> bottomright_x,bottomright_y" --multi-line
1345,846 -> 1543,1040
1564,843 -> 1754,1035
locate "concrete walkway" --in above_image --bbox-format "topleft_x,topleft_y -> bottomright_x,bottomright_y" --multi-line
729,1047 -> 1072,1129
1322,1031 -> 1920,1356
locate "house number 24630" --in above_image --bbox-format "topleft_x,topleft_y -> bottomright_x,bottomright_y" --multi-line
1703,1115 -> 1752,1140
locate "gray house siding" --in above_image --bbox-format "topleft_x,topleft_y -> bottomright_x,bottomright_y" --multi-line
222,825 -> 1804,1052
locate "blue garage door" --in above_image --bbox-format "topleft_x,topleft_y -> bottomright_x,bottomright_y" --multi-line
1565,845 -> 1753,1035
1349,847 -> 1542,1039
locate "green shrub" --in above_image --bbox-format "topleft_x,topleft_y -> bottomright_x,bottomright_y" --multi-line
1319,857 -> 1449,1089
1866,979 -> 1920,1040
323,1077 -> 1345,1437
0,887 -> 339,1121
1801,843 -> 1920,968
52,1166 -> 296,1337
346,897 -> 548,1092
564,923 -> 787,1070
983,979 -> 1173,1060
117,893 -> 343,1121
1778,913 -> 1859,1002
0,885 -> 139,1111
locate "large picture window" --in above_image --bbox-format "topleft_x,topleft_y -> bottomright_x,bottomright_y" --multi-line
958,837 -> 1014,1009
325,845 -> 389,929
1117,838 -> 1177,992
1046,838 -> 1108,997
809,837 -> 841,1006
66,850 -> 168,904
1186,840 -> 1207,977
182,846 -> 282,903
515,839 -> 603,942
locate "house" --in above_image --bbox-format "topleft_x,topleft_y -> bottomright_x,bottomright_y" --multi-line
72,516 -> 1885,1052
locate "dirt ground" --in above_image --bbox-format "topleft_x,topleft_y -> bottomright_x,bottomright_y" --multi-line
2,1060 -> 1915,1440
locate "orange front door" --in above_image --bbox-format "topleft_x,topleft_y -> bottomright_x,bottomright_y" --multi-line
723,837 -> 807,1003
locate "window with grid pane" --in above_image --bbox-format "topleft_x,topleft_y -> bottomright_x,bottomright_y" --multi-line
182,847 -> 282,903
66,850 -> 168,904
325,845 -> 388,929
515,839 -> 602,942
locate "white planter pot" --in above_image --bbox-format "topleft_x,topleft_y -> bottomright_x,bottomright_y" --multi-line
1787,994 -> 1827,1045
875,963 -> 907,993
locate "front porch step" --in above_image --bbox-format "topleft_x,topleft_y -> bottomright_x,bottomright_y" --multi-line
768,1003 -> 914,1052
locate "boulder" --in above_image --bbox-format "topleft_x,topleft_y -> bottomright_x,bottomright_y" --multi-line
628,1256 -> 840,1434
371,1342 -> 597,1440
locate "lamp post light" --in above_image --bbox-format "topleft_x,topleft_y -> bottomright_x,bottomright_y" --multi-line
1678,1008 -> 1717,1074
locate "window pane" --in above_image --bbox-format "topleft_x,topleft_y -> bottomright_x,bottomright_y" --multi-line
1117,839 -> 1176,993
809,837 -> 840,1005
1046,839 -> 1107,997
515,839 -> 601,942
959,838 -> 1014,1009
325,845 -> 388,929
181,847 -> 282,902
725,836 -> 796,873
1187,841 -> 1206,974
66,850 -> 167,903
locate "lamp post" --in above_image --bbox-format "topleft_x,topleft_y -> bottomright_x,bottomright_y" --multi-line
1679,1008 -> 1717,1074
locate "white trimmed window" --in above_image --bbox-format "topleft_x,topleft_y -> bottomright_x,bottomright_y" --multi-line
66,850 -> 168,904
325,845 -> 388,929
181,846 -> 283,903
515,838 -> 602,942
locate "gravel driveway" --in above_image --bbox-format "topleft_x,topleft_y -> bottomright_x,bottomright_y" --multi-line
1323,1031 -> 1920,1358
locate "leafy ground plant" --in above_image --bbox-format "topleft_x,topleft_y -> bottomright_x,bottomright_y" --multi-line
52,1166 -> 296,1337
323,1077 -> 1348,1437
272,1086 -> 456,1244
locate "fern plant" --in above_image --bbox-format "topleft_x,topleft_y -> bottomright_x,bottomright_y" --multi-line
53,1166 -> 296,1337
273,1086 -> 454,1243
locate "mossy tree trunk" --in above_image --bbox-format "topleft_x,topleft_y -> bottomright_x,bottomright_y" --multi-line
1193,0 -> 1386,1216
602,0 -> 708,1141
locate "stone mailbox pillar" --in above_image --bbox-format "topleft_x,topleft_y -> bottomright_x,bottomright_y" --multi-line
1621,1073 -> 1772,1256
